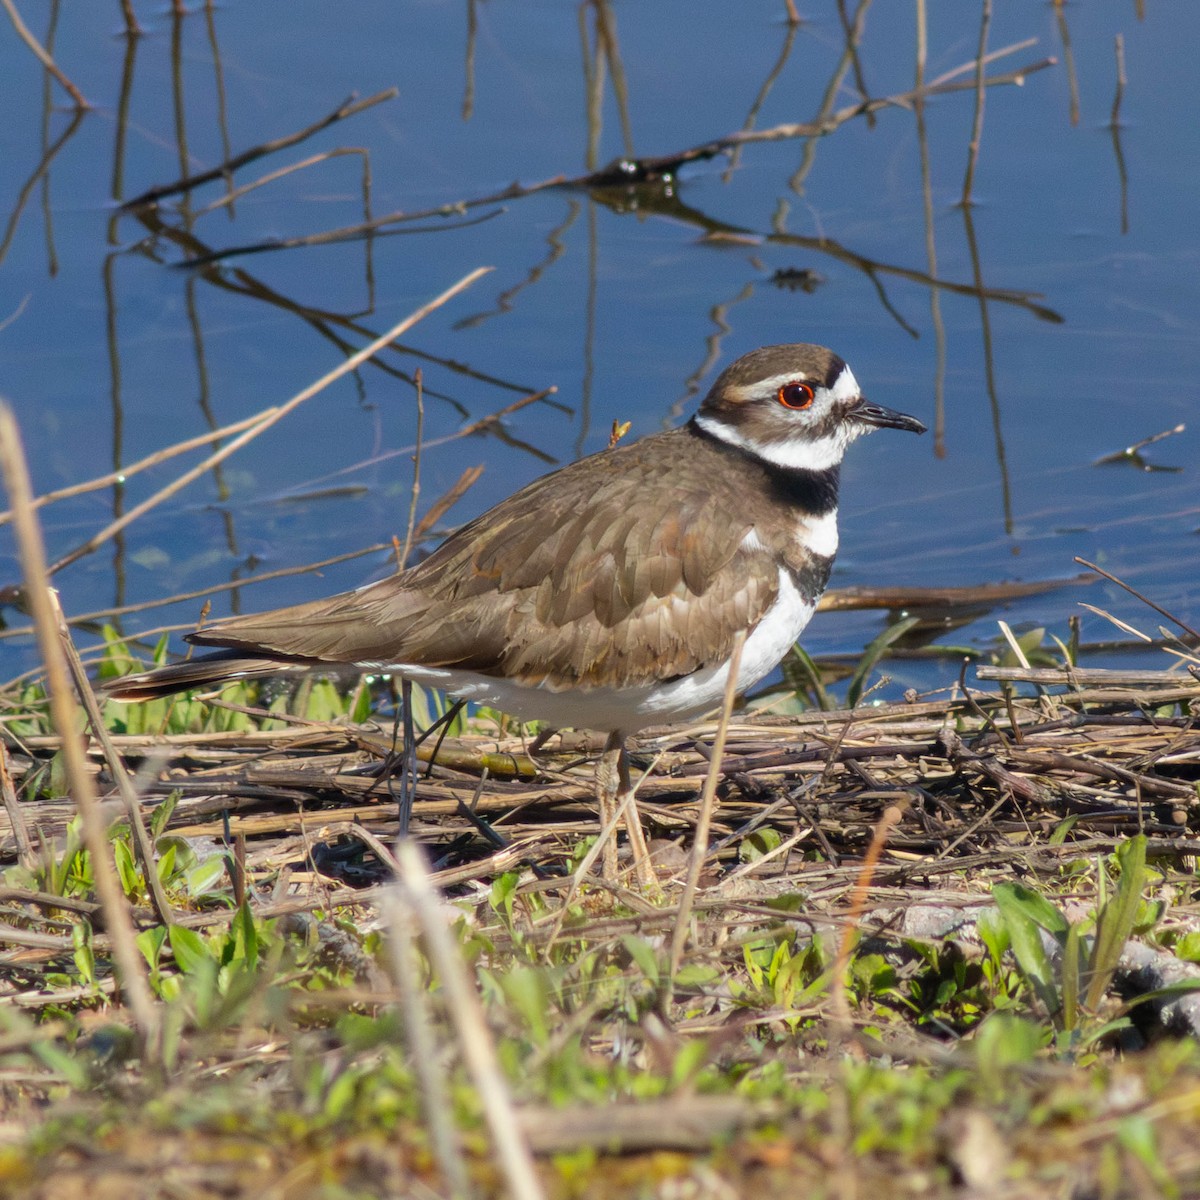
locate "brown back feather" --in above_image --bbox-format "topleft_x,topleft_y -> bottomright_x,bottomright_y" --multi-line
188,426 -> 797,689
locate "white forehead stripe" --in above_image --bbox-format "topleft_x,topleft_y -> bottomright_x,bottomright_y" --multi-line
723,362 -> 860,405
829,363 -> 860,403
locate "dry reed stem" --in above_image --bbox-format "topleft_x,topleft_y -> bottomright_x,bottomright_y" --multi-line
381,886 -> 470,1198
0,741 -> 32,864
400,369 -> 424,568
193,148 -> 368,217
960,0 -> 992,206
0,457 -> 482,640
1111,33 -> 1127,128
120,89 -> 397,209
667,631 -> 746,996
828,800 -> 908,1032
46,267 -> 491,578
409,464 -> 484,545
298,384 -> 553,507
190,41 -> 1050,267
50,590 -> 173,927
1,0 -> 89,108
542,748 -> 662,952
615,738 -> 657,892
395,840 -> 545,1200
0,404 -> 158,1050
1076,556 -> 1200,643
0,408 -> 274,527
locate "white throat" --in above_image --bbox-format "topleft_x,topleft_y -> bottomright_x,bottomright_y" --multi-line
694,414 -> 860,472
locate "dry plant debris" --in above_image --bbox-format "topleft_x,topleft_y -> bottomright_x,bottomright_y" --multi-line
0,670 -> 1198,1197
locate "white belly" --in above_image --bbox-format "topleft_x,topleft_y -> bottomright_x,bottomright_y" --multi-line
373,569 -> 815,733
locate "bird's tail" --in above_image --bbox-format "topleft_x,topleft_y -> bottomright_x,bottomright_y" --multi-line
101,650 -> 306,703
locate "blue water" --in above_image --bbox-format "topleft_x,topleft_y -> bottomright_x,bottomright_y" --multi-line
1,1 -> 1196,702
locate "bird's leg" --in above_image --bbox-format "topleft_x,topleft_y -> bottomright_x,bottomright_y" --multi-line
614,736 -> 657,891
397,678 -> 417,837
415,698 -> 467,775
595,732 -> 623,881
595,731 -> 656,890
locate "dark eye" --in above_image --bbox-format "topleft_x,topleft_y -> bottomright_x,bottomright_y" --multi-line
777,381 -> 815,410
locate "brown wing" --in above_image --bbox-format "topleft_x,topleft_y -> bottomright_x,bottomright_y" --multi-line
190,429 -> 780,689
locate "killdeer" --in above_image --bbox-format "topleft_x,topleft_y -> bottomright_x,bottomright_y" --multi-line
107,344 -> 925,878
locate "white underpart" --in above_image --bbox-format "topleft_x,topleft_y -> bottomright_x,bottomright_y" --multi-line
803,508 -> 839,558
741,511 -> 838,560
697,363 -> 870,472
362,568 -> 816,733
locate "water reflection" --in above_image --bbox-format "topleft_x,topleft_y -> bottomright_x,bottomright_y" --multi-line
0,0 -> 1194,699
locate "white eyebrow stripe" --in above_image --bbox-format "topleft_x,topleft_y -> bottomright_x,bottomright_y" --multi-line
722,364 -> 860,405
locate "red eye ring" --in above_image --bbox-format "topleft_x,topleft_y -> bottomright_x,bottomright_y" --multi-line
777,381 -> 815,410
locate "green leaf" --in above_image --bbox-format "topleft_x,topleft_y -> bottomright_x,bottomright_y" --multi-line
498,967 -> 550,1045
738,827 -> 782,863
186,854 -> 229,899
992,884 -> 1064,1018
233,903 -> 259,971
993,882 -> 1069,937
113,837 -> 139,897
669,1038 -> 710,1088
1087,835 -> 1147,1010
168,925 -> 213,976
1061,923 -> 1082,1033
846,615 -> 922,708
489,871 -> 520,922
971,1013 -> 1044,1072
149,792 -> 179,841
136,925 -> 167,971
156,841 -> 178,885
72,921 -> 95,987
976,906 -> 1010,964
782,644 -> 832,711
1047,815 -> 1080,846
1118,1115 -> 1178,1197
1173,932 -> 1200,963
622,935 -> 661,985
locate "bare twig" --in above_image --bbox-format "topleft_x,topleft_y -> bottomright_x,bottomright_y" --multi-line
1075,557 -> 1200,643
0,741 -> 32,864
120,89 -> 397,209
194,148 -> 371,221
961,0 -> 993,206
1053,0 -> 1081,126
410,465 -> 485,545
43,268 -> 491,578
829,801 -> 907,1029
1,0 -> 89,108
1110,32 -> 1127,128
0,409 -> 276,527
401,369 -> 424,568
184,50 -> 1055,266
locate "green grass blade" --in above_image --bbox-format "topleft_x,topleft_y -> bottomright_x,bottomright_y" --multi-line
846,615 -> 922,708
1086,835 -> 1147,1011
